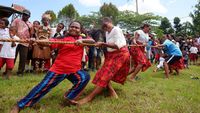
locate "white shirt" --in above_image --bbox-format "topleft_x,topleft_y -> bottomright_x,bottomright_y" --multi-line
176,42 -> 180,48
135,29 -> 149,43
0,35 -> 20,59
189,46 -> 198,54
50,28 -> 63,38
157,57 -> 165,68
197,37 -> 200,44
0,28 -> 9,38
106,27 -> 126,52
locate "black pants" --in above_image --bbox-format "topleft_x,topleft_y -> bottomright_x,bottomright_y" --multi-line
15,44 -> 29,73
88,46 -> 95,70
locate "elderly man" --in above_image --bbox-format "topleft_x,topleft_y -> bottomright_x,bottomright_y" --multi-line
11,9 -> 32,75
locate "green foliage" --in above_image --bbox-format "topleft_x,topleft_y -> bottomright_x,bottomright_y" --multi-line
159,17 -> 174,34
174,17 -> 183,36
173,17 -> 182,35
190,0 -> 200,36
77,12 -> 102,29
117,11 -> 161,32
58,4 -> 79,20
100,3 -> 119,24
173,17 -> 181,25
181,21 -> 194,37
154,28 -> 164,38
44,10 -> 57,25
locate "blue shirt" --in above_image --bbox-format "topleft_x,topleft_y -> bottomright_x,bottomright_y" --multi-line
163,39 -> 182,56
146,40 -> 153,51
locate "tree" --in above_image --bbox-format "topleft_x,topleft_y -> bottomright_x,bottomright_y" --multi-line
117,10 -> 161,32
57,4 -> 79,27
181,21 -> 194,37
173,17 -> 182,36
154,28 -> 164,38
190,0 -> 200,36
100,3 -> 119,24
44,10 -> 56,26
159,17 -> 174,34
77,12 -> 102,29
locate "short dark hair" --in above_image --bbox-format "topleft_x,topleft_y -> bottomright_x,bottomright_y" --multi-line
9,26 -> 18,32
33,20 -> 40,25
58,23 -> 64,29
102,17 -> 112,24
69,21 -> 82,30
140,23 -> 150,29
2,18 -> 9,27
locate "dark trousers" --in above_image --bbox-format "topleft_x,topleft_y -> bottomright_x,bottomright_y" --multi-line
88,46 -> 95,70
15,44 -> 29,73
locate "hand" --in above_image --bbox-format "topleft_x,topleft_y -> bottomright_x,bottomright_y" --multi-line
29,38 -> 35,45
143,43 -> 147,46
95,42 -> 105,47
75,40 -> 83,45
36,39 -> 49,46
11,42 -> 16,47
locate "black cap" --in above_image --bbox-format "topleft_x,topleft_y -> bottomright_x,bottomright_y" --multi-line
22,9 -> 31,16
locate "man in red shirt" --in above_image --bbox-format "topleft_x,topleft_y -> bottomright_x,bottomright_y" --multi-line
10,21 -> 95,113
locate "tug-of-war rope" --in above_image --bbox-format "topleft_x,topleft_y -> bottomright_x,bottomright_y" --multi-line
0,38 -> 158,47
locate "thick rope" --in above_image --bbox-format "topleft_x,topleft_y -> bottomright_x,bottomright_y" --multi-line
0,38 -> 158,47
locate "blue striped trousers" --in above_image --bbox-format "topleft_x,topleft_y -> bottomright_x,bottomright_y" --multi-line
17,70 -> 90,108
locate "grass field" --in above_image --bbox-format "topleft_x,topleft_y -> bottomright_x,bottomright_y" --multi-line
0,65 -> 200,113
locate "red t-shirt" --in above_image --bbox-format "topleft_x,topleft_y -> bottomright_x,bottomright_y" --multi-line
49,36 -> 83,74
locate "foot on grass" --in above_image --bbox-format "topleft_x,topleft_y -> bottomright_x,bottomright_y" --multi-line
60,99 -> 78,107
77,97 -> 92,105
109,92 -> 119,99
10,105 -> 20,113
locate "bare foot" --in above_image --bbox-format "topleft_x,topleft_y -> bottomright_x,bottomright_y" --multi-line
69,99 -> 78,105
153,69 -> 157,72
77,97 -> 92,105
127,78 -> 136,82
109,92 -> 118,99
10,105 -> 20,113
60,99 -> 78,107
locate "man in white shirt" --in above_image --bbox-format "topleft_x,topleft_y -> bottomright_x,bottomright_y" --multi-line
51,23 -> 64,64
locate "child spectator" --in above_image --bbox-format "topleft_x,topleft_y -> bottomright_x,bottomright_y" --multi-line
0,26 -> 19,79
189,44 -> 198,65
153,53 -> 165,72
182,49 -> 189,68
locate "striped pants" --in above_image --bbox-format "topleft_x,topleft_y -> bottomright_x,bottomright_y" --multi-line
17,70 -> 90,108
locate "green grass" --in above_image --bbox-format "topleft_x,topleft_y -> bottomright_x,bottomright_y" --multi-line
0,65 -> 200,113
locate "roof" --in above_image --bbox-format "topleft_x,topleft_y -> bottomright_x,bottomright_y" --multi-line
0,4 -> 24,18
11,4 -> 25,13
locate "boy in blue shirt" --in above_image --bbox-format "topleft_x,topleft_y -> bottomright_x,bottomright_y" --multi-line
158,35 -> 183,78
